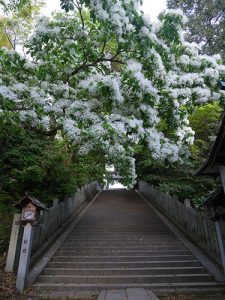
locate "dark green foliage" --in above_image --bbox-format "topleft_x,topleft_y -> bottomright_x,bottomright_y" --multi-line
167,0 -> 225,62
72,148 -> 106,187
159,12 -> 184,45
0,192 -> 14,254
189,102 -> 223,160
137,159 -> 218,207
0,116 -> 78,205
60,0 -> 74,12
141,163 -> 216,203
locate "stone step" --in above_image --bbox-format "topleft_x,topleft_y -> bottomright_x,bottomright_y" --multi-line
60,246 -> 185,252
52,255 -> 196,262
43,266 -> 207,276
70,229 -> 174,233
47,260 -> 202,269
74,225 -> 171,227
76,221 -> 163,223
70,232 -> 174,236
66,237 -> 179,242
32,281 -> 225,293
36,273 -> 214,284
72,229 -> 172,233
68,236 -> 176,240
77,221 -> 160,223
63,239 -> 183,247
75,224 -> 172,227
56,250 -> 191,256
74,229 -> 165,231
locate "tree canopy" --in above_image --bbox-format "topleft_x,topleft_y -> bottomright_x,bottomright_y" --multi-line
167,0 -> 225,62
1,0 -> 225,187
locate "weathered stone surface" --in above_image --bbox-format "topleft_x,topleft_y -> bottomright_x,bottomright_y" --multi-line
33,189 -> 225,294
126,288 -> 150,300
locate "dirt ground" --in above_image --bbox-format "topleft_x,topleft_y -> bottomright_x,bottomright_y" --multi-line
0,259 -> 37,299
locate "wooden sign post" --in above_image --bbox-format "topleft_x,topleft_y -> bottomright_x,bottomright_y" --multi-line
12,195 -> 47,291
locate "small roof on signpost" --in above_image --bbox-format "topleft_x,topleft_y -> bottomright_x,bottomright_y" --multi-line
13,195 -> 47,211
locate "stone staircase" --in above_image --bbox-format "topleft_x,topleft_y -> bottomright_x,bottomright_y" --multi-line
33,189 -> 224,294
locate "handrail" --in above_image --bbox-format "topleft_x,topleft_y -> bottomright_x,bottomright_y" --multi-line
138,180 -> 221,266
31,182 -> 99,259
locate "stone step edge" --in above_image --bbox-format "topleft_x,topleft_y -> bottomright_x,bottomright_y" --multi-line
53,254 -> 195,258
44,266 -> 206,271
32,282 -> 224,288
48,260 -> 200,269
67,238 -> 179,240
61,246 -> 184,249
64,241 -> 182,244
56,251 -> 190,254
48,259 -> 199,263
37,273 -> 213,279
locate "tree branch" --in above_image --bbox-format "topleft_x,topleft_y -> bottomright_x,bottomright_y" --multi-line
69,57 -> 124,77
101,40 -> 106,56
210,10 -> 225,26
66,47 -> 125,81
24,124 -> 62,137
74,0 -> 85,30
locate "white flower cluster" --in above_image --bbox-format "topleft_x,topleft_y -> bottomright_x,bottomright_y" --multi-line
140,104 -> 159,126
31,17 -> 61,38
64,118 -> 81,141
79,73 -> 124,103
176,125 -> 195,145
126,60 -> 158,96
0,86 -> 17,100
146,128 -> 181,163
88,0 -> 138,35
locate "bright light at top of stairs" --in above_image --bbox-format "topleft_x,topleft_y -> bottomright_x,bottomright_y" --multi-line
109,182 -> 126,189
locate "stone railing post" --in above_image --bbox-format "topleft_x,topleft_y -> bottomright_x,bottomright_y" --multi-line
5,213 -> 21,272
184,199 -> 192,208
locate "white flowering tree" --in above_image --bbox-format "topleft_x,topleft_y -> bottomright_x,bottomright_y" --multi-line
1,0 -> 225,187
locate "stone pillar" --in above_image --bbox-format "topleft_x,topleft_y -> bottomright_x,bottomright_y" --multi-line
16,223 -> 33,291
106,181 -> 109,190
5,213 -> 21,272
53,198 -> 59,207
184,199 -> 192,208
215,219 -> 225,272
